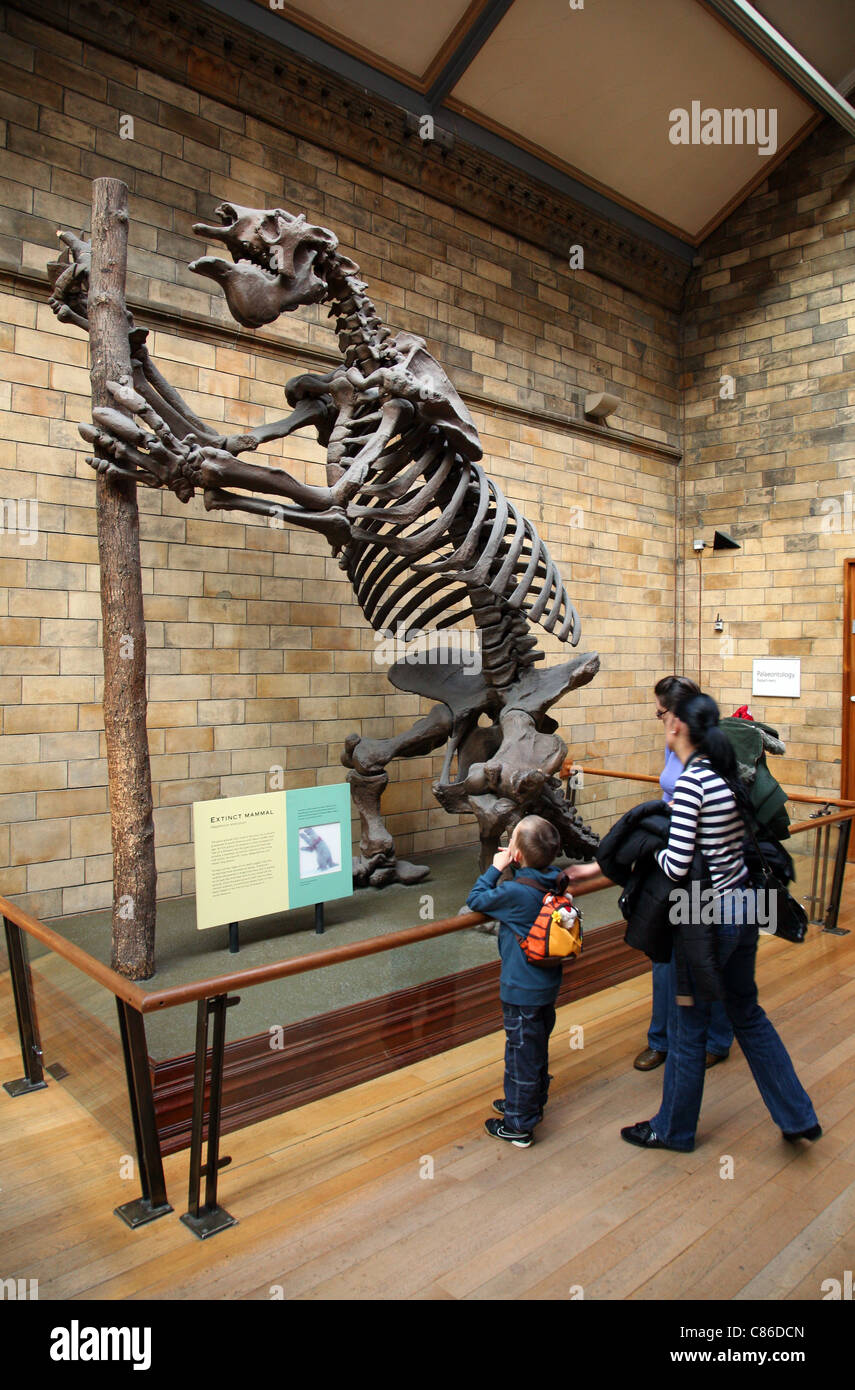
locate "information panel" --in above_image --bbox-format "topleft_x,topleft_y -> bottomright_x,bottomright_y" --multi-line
752,658 -> 801,698
193,791 -> 289,932
286,783 -> 353,912
193,784 -> 353,930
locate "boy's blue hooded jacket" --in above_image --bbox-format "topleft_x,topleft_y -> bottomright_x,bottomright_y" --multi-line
467,863 -> 565,1006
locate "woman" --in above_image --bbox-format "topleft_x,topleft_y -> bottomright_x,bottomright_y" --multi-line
634,676 -> 734,1074
621,692 -> 820,1152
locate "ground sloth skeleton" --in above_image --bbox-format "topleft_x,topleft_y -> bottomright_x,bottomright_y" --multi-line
50,203 -> 600,885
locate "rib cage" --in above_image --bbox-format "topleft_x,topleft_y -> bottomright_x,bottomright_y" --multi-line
341,423 -> 581,689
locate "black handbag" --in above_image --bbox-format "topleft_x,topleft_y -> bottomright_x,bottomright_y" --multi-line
742,817 -> 808,944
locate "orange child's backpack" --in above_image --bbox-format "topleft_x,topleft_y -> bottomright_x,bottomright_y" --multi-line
515,871 -> 584,968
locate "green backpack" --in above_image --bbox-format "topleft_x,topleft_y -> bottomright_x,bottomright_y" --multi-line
720,717 -> 790,841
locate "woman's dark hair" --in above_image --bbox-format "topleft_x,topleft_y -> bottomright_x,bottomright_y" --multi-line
654,674 -> 701,712
672,691 -> 752,823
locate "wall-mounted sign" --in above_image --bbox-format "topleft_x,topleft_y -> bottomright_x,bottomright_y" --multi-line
193,784 -> 352,931
752,658 -> 801,698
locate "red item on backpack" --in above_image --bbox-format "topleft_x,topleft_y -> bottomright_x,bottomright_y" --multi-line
732,704 -> 753,720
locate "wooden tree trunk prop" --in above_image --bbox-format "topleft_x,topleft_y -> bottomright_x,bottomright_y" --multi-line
88,178 -> 157,979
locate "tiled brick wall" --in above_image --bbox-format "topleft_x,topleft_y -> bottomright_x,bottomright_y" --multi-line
681,117 -> 855,799
0,8 -> 683,918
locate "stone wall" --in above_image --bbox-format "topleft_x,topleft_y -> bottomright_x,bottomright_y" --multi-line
681,116 -> 855,799
0,6 -> 681,918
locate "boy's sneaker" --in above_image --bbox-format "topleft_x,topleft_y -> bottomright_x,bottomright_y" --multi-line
492,1099 -> 544,1123
484,1117 -> 534,1148
492,1076 -> 551,1124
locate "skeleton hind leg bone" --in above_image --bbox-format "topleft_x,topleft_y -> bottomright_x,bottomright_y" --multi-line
342,703 -> 454,887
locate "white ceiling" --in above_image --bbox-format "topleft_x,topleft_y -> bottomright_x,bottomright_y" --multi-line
244,0 -> 855,245
263,0 -> 474,84
448,0 -> 816,240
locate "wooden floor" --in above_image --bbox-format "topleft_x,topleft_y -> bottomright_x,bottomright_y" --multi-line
2,883 -> 855,1300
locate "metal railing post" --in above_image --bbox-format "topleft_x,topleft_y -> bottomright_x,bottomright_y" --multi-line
114,998 -> 173,1227
824,818 -> 852,935
807,814 -> 825,923
2,916 -> 47,1097
818,820 -> 832,922
180,992 -> 239,1240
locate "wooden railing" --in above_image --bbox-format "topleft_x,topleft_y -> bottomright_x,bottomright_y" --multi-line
1,870 -> 614,1237
564,762 -> 855,810
561,761 -> 855,933
5,756 -> 852,1241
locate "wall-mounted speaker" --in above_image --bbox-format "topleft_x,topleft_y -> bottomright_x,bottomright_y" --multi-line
713,530 -> 741,551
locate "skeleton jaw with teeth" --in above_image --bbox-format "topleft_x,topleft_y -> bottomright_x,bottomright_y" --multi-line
189,203 -> 338,329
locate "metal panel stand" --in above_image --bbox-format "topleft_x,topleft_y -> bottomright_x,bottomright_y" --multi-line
314,902 -> 325,935
806,810 -> 830,923
2,917 -> 48,1096
180,993 -> 240,1239
114,998 -> 173,1227
824,818 -> 852,935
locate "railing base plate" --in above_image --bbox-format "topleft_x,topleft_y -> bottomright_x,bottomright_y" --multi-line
180,1205 -> 236,1240
823,925 -> 850,936
115,1197 -> 173,1229
3,1077 -> 48,1097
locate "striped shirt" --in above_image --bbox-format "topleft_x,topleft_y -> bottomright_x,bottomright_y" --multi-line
657,757 -> 747,892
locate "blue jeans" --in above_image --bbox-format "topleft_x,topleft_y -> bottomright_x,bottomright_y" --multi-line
649,920 -> 818,1150
502,1002 -> 556,1131
649,960 -> 734,1057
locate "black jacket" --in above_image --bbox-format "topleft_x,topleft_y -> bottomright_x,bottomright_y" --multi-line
596,800 -> 723,1004
744,834 -> 794,886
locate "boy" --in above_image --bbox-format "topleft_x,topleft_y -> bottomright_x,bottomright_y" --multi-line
467,815 -> 568,1148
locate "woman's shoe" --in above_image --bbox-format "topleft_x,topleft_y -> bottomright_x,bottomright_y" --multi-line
621,1121 -> 673,1150
782,1123 -> 822,1142
620,1121 -> 691,1152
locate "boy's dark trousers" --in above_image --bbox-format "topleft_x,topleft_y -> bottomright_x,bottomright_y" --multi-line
502,1001 -> 556,1131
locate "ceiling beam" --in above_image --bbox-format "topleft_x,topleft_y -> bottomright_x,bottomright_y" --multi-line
425,0 -> 517,108
705,0 -> 855,135
198,0 -> 692,260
